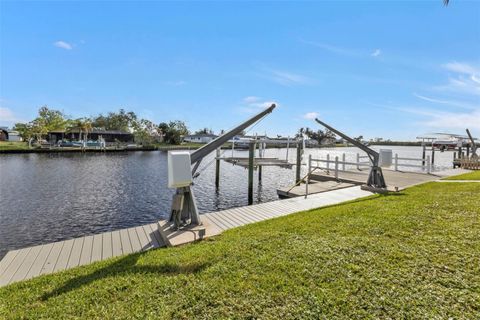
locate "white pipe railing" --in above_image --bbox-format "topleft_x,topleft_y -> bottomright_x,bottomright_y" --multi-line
393,153 -> 432,173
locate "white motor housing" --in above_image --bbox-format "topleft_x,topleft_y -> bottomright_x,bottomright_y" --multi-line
167,151 -> 192,188
378,149 -> 393,168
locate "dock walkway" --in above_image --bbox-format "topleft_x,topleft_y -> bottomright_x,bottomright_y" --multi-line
0,186 -> 373,287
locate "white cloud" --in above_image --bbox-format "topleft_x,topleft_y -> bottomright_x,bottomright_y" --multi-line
240,97 -> 278,114
266,69 -> 310,86
303,112 -> 319,120
437,62 -> 480,96
371,49 -> 381,57
53,40 -> 73,50
442,61 -> 480,75
413,93 -> 476,110
243,96 -> 261,103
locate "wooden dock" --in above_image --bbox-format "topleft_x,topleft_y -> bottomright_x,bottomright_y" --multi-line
277,168 -> 471,198
0,186 -> 374,287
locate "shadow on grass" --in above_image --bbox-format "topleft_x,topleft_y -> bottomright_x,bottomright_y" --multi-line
41,249 -> 209,301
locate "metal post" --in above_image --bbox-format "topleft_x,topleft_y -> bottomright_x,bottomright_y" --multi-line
342,153 -> 346,171
258,142 -> 262,183
335,156 -> 339,180
422,143 -> 426,166
426,155 -> 431,174
394,153 -> 398,171
215,148 -> 220,189
296,141 -> 302,184
231,139 -> 235,157
356,153 -> 360,170
305,154 -> 312,199
248,141 -> 255,205
326,154 -> 330,172
431,147 -> 435,166
286,137 -> 290,161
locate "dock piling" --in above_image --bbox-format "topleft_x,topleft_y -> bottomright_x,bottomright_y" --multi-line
215,148 -> 221,189
295,141 -> 302,183
248,141 -> 255,205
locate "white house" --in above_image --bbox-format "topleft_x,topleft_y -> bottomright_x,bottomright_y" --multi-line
183,133 -> 218,144
0,127 -> 23,142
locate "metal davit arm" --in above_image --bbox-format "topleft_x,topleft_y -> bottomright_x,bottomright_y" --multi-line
190,104 -> 276,167
314,118 -> 379,164
314,118 -> 387,189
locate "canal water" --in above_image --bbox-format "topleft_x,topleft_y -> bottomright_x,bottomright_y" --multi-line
0,146 -> 455,258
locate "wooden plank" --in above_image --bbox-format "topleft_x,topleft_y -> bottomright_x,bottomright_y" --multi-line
8,245 -> 43,284
40,241 -> 64,275
128,227 -> 142,252
220,209 -> 249,226
202,213 -> 229,231
25,243 -> 54,280
212,211 -> 243,228
67,237 -> 84,269
142,225 -> 159,249
79,235 -> 94,266
91,234 -> 103,263
248,205 -> 280,218
148,223 -> 165,248
206,212 -> 234,229
102,232 -> 113,260
236,207 -> 270,221
119,229 -> 133,254
54,239 -> 75,272
0,250 -> 19,277
135,226 -> 151,251
229,208 -> 262,223
111,230 -> 123,256
0,247 -> 32,286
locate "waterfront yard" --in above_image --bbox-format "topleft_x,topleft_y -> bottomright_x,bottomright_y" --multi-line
444,170 -> 480,180
0,141 -> 31,151
1,182 -> 478,319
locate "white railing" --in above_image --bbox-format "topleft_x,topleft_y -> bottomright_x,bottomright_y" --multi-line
393,154 -> 432,173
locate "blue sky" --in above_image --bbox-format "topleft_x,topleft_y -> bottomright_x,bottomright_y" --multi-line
1,1 -> 479,140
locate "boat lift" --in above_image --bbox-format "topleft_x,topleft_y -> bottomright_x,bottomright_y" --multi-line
466,129 -> 478,159
314,118 -> 387,190
168,104 -> 276,229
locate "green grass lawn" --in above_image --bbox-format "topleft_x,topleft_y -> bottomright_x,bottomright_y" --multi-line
1,182 -> 479,319
443,170 -> 480,180
0,141 -> 31,151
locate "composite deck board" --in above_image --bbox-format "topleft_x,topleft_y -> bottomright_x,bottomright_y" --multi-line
203,213 -> 230,230
90,234 -> 103,263
0,250 -> 19,277
212,211 -> 243,228
232,207 -> 264,222
208,211 -> 238,229
9,245 -> 42,283
230,207 -> 264,223
25,243 -> 54,280
127,227 -> 142,252
223,209 -> 251,225
67,237 -> 84,269
102,232 -> 113,260
0,185 -> 380,287
135,226 -> 151,251
40,241 -> 64,275
79,235 -> 94,266
53,239 -> 75,272
144,224 -> 161,248
111,230 -> 123,256
0,247 -> 32,286
119,229 -> 133,255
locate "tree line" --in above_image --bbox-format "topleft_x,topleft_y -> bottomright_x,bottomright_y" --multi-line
13,106 -> 190,145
